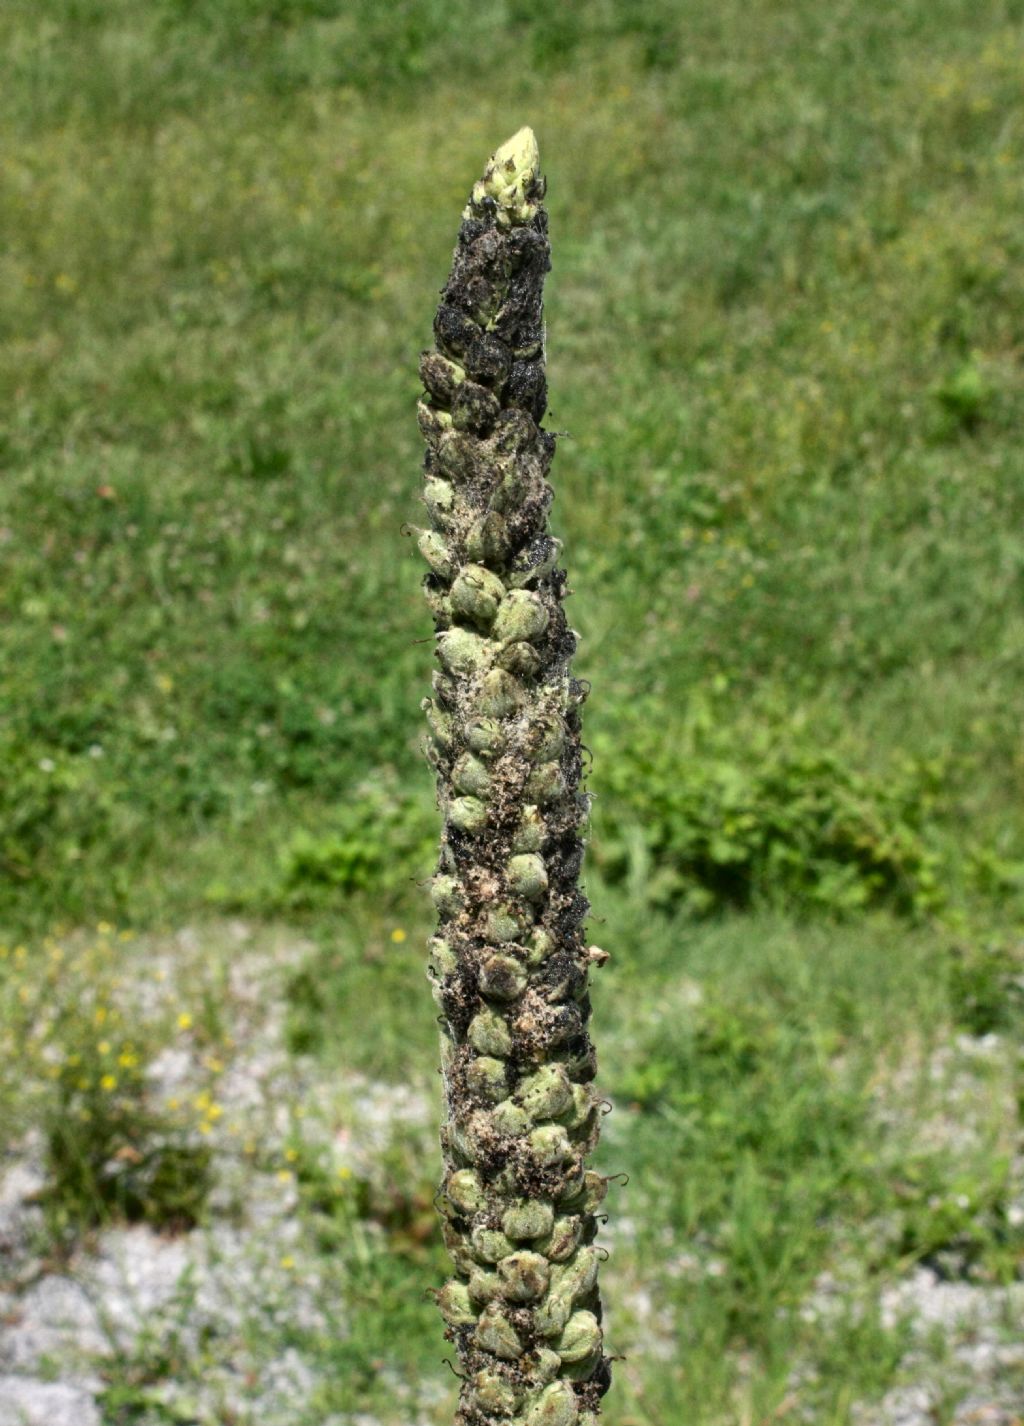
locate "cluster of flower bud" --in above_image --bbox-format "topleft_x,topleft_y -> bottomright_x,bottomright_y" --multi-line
418,130 -> 610,1422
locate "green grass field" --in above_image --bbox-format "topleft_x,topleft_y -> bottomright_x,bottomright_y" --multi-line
1,2 -> 1022,1422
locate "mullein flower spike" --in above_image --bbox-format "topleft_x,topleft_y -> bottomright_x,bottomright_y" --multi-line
417,127 -> 611,1424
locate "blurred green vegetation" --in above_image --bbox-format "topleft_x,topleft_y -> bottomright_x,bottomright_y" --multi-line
1,0 -> 1023,1421
2,0 -> 1023,934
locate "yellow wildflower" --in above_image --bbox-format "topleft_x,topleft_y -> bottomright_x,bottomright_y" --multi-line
100,1074 -> 117,1091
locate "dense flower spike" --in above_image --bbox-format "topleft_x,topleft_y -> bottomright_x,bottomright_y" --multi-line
417,129 -> 611,1424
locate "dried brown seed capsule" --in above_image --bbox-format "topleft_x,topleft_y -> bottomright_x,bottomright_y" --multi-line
419,350 -> 465,404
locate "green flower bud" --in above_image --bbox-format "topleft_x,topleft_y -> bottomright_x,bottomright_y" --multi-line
434,1278 -> 475,1326
468,1267 -> 502,1304
417,399 -> 453,441
452,751 -> 493,797
532,1286 -> 574,1339
494,589 -> 549,644
471,1224 -> 516,1264
440,1218 -> 476,1273
448,795 -> 488,833
526,927 -> 556,967
468,1007 -> 512,1057
538,1214 -> 583,1264
426,936 -> 457,976
451,563 -> 506,625
465,715 -> 505,756
506,852 -> 548,901
474,1302 -> 523,1360
430,874 -> 463,918
498,1250 -> 550,1302
436,428 -> 475,481
525,761 -> 567,805
421,582 -> 451,627
465,510 -> 511,564
555,1310 -> 602,1364
484,903 -> 526,943
469,1367 -> 522,1417
511,805 -> 545,853
444,1167 -> 486,1216
532,1347 -> 563,1384
423,475 -> 455,526
524,1380 -> 579,1426
437,627 -> 493,677
552,1246 -> 599,1304
491,1098 -> 531,1137
561,1353 -> 603,1383
479,953 -> 528,1002
464,1054 -> 505,1104
555,1083 -> 593,1131
559,1170 -> 608,1216
528,1123 -> 573,1167
517,1064 -> 573,1121
420,697 -> 452,749
473,668 -> 524,717
418,528 -> 456,579
501,1199 -> 555,1241
497,639 -> 543,678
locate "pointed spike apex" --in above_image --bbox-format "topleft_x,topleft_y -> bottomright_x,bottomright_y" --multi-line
469,126 -> 545,221
490,126 -> 540,189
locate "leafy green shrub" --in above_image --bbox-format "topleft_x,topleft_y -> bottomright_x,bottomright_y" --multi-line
274,775 -> 435,908
932,356 -> 994,434
946,939 -> 1024,1035
590,693 -> 946,917
42,996 -> 211,1235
